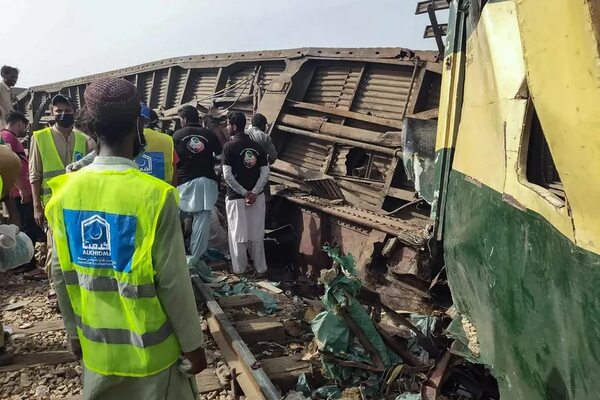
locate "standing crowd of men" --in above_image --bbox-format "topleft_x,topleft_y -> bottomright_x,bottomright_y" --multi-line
0,66 -> 276,399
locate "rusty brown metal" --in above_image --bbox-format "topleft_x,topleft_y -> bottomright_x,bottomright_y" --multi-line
421,351 -> 452,400
22,46 -> 443,314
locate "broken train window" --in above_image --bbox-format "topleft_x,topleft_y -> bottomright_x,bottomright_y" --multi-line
523,101 -> 566,203
329,146 -> 386,182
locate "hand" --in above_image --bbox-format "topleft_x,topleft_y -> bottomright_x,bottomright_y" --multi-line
245,192 -> 257,206
68,338 -> 82,360
183,347 -> 207,375
34,203 -> 45,228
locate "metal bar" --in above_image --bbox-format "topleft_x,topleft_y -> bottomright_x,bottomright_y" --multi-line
423,24 -> 448,39
386,186 -> 416,201
163,67 -> 175,108
407,63 -> 428,116
401,61 -> 421,120
286,100 -> 404,130
375,324 -> 425,367
415,0 -> 449,15
148,71 -> 157,108
193,277 -> 281,400
427,4 -> 446,58
338,307 -> 385,371
178,69 -> 191,106
281,194 -> 428,246
77,85 -> 85,109
275,124 -> 400,156
213,67 -> 224,96
279,114 -> 402,147
379,155 -> 403,208
381,304 -> 426,339
32,95 -> 51,130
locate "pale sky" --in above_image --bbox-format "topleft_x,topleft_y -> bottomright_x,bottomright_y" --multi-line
3,0 -> 445,87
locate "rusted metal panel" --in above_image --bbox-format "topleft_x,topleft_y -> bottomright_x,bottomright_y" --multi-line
304,64 -> 362,109
352,65 -> 414,122
296,207 -> 329,278
225,65 -> 257,97
186,69 -> 219,105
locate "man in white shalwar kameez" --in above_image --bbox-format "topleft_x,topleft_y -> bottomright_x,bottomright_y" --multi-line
221,112 -> 270,275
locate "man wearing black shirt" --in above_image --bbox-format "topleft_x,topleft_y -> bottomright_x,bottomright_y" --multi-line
173,106 -> 222,268
222,112 -> 269,275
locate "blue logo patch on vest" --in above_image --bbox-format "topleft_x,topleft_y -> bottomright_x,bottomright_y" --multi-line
135,152 -> 166,180
64,209 -> 137,273
74,151 -> 84,162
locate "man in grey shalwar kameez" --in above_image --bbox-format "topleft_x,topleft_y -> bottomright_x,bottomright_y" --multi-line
173,106 -> 222,269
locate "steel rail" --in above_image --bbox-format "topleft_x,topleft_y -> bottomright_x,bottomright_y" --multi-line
192,276 -> 281,400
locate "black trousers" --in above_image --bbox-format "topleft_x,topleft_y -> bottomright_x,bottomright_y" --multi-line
15,199 -> 45,243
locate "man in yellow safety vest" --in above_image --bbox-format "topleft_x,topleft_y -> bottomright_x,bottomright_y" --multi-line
29,94 -> 95,285
134,104 -> 178,186
46,77 -> 206,399
67,104 -> 179,186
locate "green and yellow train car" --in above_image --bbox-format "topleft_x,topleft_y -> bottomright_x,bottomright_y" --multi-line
435,1 -> 600,398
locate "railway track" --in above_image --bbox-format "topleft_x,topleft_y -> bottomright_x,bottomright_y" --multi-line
193,276 -> 281,400
191,265 -> 315,400
1,263 -> 315,400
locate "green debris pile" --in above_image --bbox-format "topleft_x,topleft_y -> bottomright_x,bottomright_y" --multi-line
295,372 -> 342,399
188,256 -> 278,313
309,245 -> 401,395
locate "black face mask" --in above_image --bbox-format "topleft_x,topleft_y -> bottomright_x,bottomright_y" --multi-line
55,113 -> 74,128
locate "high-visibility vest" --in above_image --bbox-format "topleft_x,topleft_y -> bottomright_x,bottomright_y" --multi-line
134,128 -> 174,184
44,168 -> 181,377
33,127 -> 87,206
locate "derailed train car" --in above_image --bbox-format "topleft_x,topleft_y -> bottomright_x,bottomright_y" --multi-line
17,0 -> 600,396
20,47 -> 445,316
434,1 -> 600,399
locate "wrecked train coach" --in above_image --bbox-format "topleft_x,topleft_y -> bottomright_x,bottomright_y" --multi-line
20,47 -> 445,315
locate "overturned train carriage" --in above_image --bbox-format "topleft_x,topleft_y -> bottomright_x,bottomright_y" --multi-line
19,47 -> 444,314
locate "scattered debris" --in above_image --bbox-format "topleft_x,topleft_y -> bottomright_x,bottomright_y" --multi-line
284,390 -> 309,400
255,281 -> 283,294
3,300 -> 31,312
